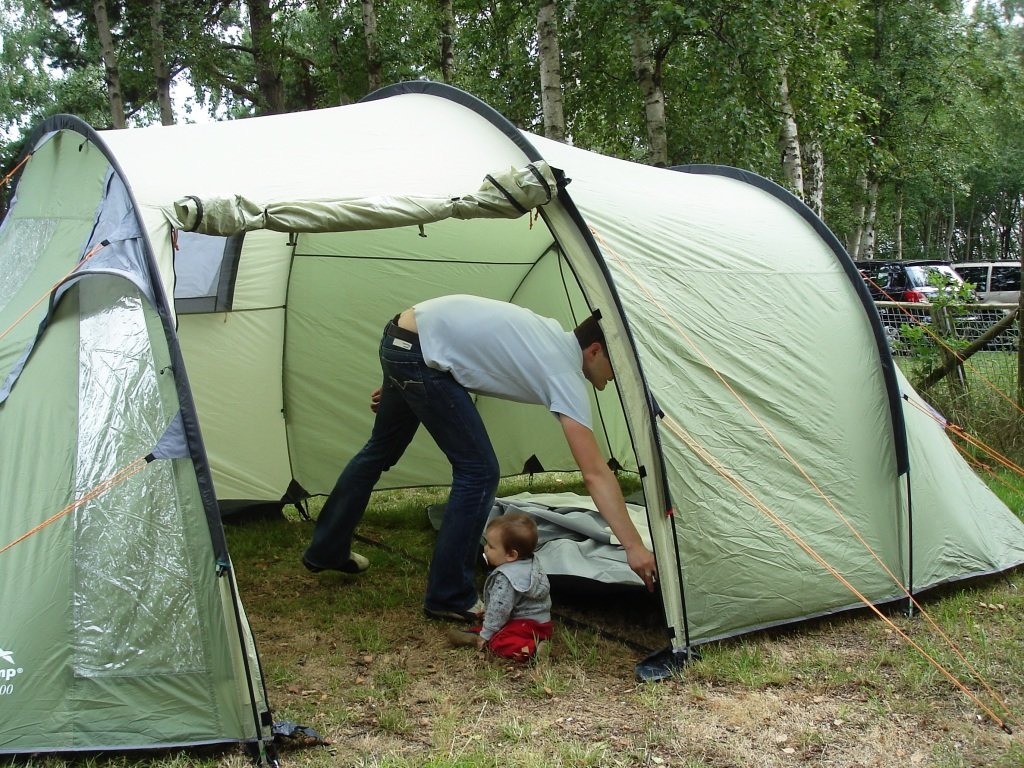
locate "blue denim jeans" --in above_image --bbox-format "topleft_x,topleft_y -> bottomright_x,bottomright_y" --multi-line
304,323 -> 499,614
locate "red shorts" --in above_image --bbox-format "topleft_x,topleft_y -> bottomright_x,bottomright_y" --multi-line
484,619 -> 554,661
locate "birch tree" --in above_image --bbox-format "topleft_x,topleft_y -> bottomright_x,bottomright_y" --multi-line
537,0 -> 565,142
439,0 -> 454,83
362,0 -> 381,94
777,65 -> 804,199
627,2 -> 669,167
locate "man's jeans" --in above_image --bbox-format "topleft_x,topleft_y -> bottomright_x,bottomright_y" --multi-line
304,323 -> 499,614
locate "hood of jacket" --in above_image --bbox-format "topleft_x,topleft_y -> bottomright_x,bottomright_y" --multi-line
495,557 -> 549,600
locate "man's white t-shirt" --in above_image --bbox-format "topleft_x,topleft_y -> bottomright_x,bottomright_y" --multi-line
413,295 -> 592,429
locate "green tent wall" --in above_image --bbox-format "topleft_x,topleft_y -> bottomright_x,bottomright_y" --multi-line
0,117 -> 272,756
2,82 -> 1023,755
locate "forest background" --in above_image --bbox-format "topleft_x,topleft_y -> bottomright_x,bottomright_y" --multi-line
0,0 -> 1022,265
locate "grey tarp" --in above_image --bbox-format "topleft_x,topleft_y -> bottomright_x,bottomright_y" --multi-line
489,492 -> 653,588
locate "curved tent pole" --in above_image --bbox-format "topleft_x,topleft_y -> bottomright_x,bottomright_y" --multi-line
361,81 -> 546,163
672,164 -> 910,476
672,163 -> 916,617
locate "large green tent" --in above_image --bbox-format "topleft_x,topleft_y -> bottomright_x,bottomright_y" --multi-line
2,82 -> 1023,756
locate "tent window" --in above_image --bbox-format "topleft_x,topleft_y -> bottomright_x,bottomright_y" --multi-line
173,231 -> 242,313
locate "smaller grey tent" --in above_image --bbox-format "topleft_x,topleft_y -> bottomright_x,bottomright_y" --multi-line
2,82 -> 1023,757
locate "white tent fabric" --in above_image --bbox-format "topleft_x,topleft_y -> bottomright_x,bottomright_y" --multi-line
489,492 -> 653,587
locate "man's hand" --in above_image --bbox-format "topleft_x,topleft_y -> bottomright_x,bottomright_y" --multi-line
559,414 -> 659,593
370,387 -> 381,413
625,542 -> 658,592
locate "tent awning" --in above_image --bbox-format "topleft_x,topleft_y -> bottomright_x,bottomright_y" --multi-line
168,161 -> 558,236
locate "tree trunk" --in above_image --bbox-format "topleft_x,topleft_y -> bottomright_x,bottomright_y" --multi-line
439,0 -> 454,83
777,66 -> 804,200
248,0 -> 285,114
859,174 -> 879,260
944,190 -> 956,259
629,22 -> 667,167
849,171 -> 868,259
802,139 -> 824,219
93,0 -> 126,128
537,0 -> 565,142
150,0 -> 174,125
895,184 -> 904,261
362,0 -> 382,94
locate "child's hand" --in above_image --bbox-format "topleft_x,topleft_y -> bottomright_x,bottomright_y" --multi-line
475,636 -> 487,650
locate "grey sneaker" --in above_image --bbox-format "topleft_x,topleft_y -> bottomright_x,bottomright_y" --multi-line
302,551 -> 369,574
424,598 -> 485,622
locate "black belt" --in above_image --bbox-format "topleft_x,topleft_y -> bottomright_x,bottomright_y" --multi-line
385,316 -> 420,348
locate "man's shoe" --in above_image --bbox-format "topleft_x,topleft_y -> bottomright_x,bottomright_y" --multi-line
424,598 -> 485,622
302,552 -> 369,574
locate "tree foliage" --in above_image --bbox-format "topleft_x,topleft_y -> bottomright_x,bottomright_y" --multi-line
1,0 -> 1022,265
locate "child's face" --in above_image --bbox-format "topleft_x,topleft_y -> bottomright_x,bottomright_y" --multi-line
482,526 -> 517,566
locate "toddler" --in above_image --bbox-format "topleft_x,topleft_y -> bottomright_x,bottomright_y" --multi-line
449,512 -> 553,660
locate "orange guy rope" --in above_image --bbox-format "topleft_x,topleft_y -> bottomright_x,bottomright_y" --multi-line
0,457 -> 148,557
865,274 -> 1024,418
903,392 -> 1024,479
1,153 -> 32,188
0,241 -> 108,344
663,413 -> 1016,732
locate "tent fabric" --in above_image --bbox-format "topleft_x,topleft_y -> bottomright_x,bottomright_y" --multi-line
2,81 -> 1024,755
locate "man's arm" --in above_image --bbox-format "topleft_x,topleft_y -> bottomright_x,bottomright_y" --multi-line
559,414 -> 657,591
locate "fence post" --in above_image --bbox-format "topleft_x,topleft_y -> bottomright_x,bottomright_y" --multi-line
933,304 -> 967,396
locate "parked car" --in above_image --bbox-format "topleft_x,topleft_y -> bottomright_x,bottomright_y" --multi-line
854,259 -> 985,355
953,261 -> 1021,305
854,259 -> 973,303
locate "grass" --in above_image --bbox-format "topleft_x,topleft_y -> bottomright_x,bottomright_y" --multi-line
903,348 -> 1024,467
5,458 -> 1024,767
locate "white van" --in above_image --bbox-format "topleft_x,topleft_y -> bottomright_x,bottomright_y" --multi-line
954,261 -> 1021,304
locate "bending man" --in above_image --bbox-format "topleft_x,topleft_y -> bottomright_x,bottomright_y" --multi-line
302,294 -> 657,621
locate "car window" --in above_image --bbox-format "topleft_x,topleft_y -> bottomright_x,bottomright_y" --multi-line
906,265 -> 962,289
991,266 -> 1020,291
956,266 -> 988,289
